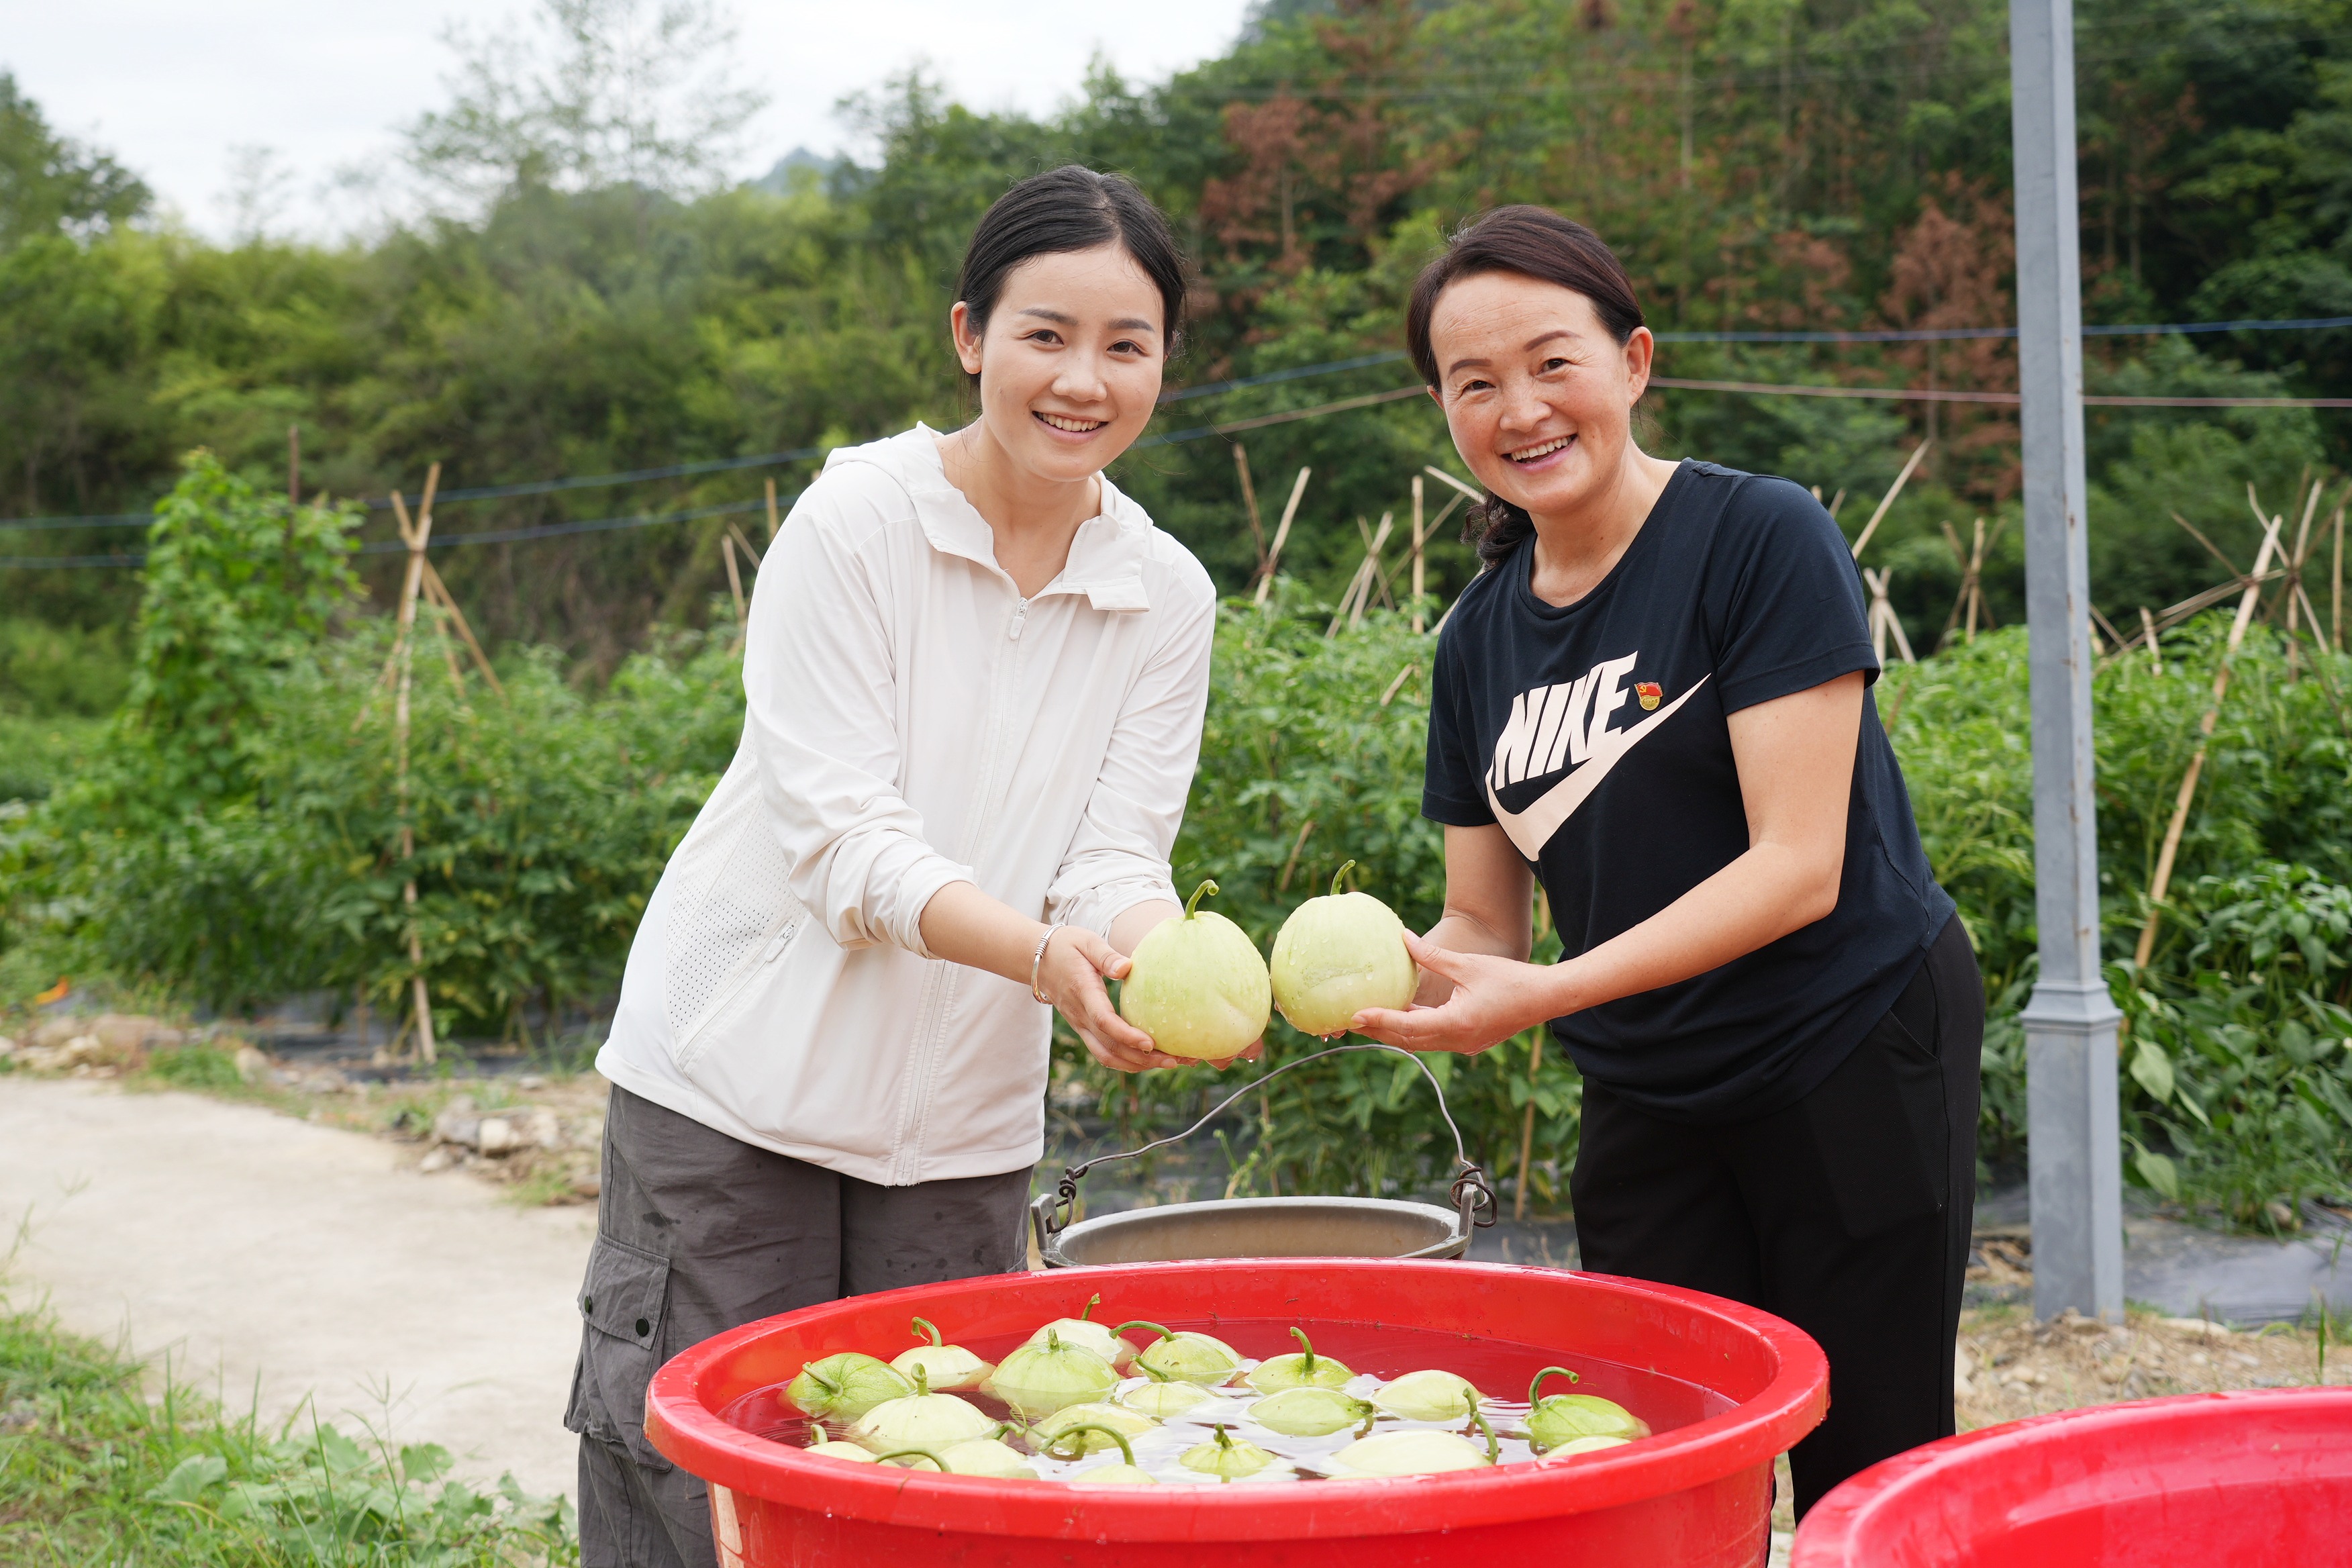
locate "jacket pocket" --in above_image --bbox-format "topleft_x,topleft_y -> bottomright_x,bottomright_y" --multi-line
562,1234 -> 673,1469
662,761 -> 809,1072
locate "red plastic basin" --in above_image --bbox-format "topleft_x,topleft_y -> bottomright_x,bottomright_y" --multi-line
644,1259 -> 1826,1567
1793,1386 -> 2352,1568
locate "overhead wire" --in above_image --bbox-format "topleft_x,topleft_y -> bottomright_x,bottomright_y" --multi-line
14,310 -> 2352,535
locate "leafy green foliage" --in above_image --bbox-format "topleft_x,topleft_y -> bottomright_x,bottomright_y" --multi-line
1883,620 -> 2352,1221
0,1295 -> 574,1563
9,0 -> 2352,661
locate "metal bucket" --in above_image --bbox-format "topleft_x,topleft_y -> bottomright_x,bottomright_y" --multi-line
1032,1042 -> 1496,1268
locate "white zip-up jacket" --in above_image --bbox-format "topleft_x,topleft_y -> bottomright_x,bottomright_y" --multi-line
596,426 -> 1218,1184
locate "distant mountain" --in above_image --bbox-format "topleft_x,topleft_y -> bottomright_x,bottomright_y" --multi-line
752,147 -> 844,195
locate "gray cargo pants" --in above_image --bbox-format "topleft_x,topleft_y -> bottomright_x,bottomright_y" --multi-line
565,1085 -> 1032,1568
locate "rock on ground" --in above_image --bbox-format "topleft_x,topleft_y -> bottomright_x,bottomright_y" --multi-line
0,1075 -> 593,1500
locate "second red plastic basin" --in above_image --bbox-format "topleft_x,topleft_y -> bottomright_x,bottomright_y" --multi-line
1794,1385 -> 2352,1567
644,1259 -> 1826,1567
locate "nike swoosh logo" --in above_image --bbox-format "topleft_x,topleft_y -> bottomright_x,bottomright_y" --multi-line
1483,675 -> 1710,859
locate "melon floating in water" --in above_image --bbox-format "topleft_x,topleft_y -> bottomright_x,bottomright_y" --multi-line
1117,880 -> 1271,1061
1326,1428 -> 1493,1477
1270,861 -> 1416,1037
1248,1385 -> 1375,1437
1244,1327 -> 1355,1393
1371,1369 -> 1481,1422
1027,1401 -> 1156,1455
847,1368 -> 997,1453
1116,1320 -> 1244,1385
986,1328 -> 1120,1418
1525,1366 -> 1651,1451
1180,1424 -> 1278,1481
889,1316 -> 993,1392
785,1353 -> 911,1421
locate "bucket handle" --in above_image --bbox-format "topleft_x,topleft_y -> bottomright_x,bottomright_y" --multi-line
1030,1041 -> 1497,1258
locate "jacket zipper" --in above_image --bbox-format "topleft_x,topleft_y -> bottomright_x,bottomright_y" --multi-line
894,589 -> 1032,1181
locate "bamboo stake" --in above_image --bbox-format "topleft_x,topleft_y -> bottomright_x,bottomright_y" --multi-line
722,534 -> 748,655
1379,661 -> 1419,706
1848,438 -> 1933,562
2140,607 -> 2162,677
1967,519 -> 1987,640
1431,591 -> 1464,639
1276,818 -> 1317,893
1234,444 -> 1269,581
1864,567 -> 1916,663
764,477 -> 780,541
388,466 -> 441,1066
2135,510 -> 2287,971
2333,494 -> 2344,651
1254,467 -> 1312,605
1410,475 -> 1427,634
287,424 -> 301,506
1423,464 -> 1483,505
727,522 -> 763,569
1939,517 -> 1995,647
1359,510 -> 1397,614
1330,513 -> 1393,634
419,558 -> 505,699
2283,481 -> 2322,676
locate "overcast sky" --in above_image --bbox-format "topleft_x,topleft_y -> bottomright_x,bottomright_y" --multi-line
4,1 -> 1256,240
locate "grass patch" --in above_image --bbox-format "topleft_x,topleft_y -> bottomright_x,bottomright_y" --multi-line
0,1297 -> 576,1564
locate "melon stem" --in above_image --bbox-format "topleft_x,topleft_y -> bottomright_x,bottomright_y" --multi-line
1111,1320 -> 1171,1342
1046,1422 -> 1139,1466
870,1448 -> 944,1471
1528,1365 -> 1581,1404
1184,881 -> 1218,918
912,1316 -> 941,1346
1290,1326 -> 1316,1372
1329,860 -> 1355,897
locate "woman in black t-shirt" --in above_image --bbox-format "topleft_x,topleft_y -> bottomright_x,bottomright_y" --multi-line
1349,207 -> 1984,1517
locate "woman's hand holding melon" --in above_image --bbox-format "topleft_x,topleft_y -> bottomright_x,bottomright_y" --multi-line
1347,932 -> 1562,1056
1034,924 -> 1212,1073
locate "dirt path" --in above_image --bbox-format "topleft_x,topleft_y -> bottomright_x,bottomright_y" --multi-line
0,1075 -> 594,1500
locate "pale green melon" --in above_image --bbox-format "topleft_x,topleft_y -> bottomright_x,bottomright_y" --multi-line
1117,881 -> 1271,1061
1270,862 -> 1416,1038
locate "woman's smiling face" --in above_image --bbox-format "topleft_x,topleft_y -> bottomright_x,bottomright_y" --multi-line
954,242 -> 1166,487
1426,270 -> 1653,524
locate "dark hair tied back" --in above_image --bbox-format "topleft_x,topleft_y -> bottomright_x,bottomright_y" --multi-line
957,166 -> 1187,383
1404,207 -> 1645,569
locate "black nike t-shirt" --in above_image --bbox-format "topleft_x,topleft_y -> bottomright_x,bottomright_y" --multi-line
1422,460 -> 1955,1124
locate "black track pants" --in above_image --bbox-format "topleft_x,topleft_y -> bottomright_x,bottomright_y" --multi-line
1571,914 -> 1983,1519
565,1086 -> 1033,1568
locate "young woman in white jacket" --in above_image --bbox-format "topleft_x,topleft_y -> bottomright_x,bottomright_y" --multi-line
567,166 -> 1226,1568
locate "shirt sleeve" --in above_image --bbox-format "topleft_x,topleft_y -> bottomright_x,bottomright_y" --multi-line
1708,475 -> 1881,714
741,487 -> 973,958
1044,574 -> 1216,937
1422,614 -> 1496,826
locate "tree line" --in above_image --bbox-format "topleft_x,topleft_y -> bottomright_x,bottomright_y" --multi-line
3,0 -> 2350,676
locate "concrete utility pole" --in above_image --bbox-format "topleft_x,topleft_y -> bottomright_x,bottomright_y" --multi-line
2010,0 -> 2124,1321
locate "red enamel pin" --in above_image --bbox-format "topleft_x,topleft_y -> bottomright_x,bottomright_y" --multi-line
1636,681 -> 1663,711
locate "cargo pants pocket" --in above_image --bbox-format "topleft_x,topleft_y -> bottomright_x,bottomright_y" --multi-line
563,1234 -> 675,1472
